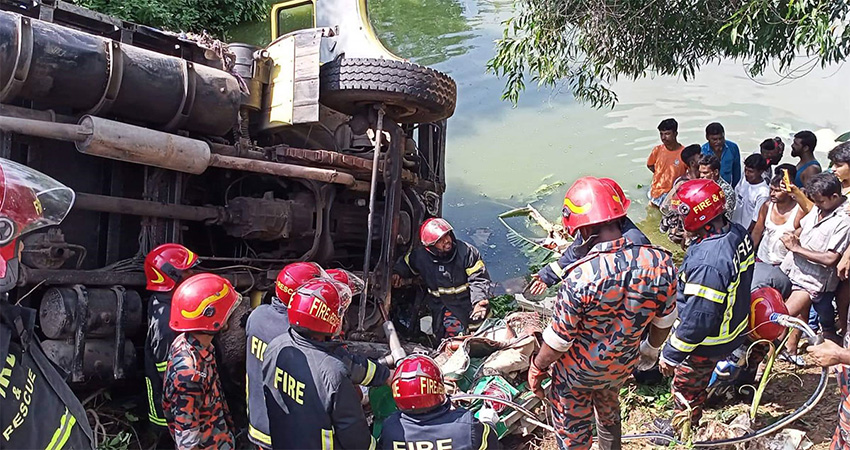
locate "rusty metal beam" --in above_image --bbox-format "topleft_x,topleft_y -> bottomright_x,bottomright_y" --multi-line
74,192 -> 224,222
208,153 -> 359,187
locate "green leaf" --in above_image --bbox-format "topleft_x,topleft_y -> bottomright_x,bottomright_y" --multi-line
837,131 -> 850,142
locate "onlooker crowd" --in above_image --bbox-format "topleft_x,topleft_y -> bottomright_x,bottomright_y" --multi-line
646,122 -> 850,447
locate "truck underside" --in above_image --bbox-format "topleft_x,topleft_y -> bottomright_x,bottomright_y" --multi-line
0,0 -> 455,386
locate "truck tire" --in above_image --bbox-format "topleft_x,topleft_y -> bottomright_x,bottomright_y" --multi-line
320,58 -> 457,124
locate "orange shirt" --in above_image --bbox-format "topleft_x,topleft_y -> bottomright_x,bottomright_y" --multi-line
647,144 -> 686,198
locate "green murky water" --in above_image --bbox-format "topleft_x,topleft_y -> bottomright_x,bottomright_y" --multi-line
230,0 -> 850,283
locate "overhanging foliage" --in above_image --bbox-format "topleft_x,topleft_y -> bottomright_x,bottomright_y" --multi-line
487,0 -> 850,108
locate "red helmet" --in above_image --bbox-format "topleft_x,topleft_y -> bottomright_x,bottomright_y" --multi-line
672,179 -> 726,232
144,244 -> 200,292
598,177 -> 631,210
275,262 -> 326,304
391,355 -> 446,413
326,269 -> 364,296
420,218 -> 452,247
561,176 -> 627,236
749,287 -> 789,341
170,273 -> 241,333
287,279 -> 350,336
0,159 -> 74,281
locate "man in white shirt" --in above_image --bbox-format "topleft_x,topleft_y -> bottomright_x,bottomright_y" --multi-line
733,154 -> 770,231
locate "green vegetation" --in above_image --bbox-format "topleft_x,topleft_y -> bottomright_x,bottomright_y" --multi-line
72,0 -> 267,38
489,294 -> 518,318
487,0 -> 850,107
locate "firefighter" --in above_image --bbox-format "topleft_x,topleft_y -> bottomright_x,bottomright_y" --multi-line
657,178 -> 754,435
380,354 -> 501,450
392,218 -> 491,339
528,177 -> 650,295
163,273 -> 241,449
246,263 -> 388,449
143,243 -> 199,432
262,279 -> 376,450
0,158 -> 94,449
527,176 -> 678,450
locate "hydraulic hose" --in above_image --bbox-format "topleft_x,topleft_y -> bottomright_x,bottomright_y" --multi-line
625,313 -> 828,447
450,314 -> 828,447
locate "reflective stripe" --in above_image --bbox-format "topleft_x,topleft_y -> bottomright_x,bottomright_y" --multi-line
465,259 -> 485,276
321,429 -> 334,450
369,435 -> 377,450
362,360 -> 377,385
702,318 -> 748,346
249,424 -> 272,446
478,424 -> 491,450
669,334 -> 698,353
404,252 -> 419,275
155,361 -> 168,372
46,408 -> 76,450
145,377 -> 167,426
547,261 -> 566,279
427,284 -> 469,297
740,254 -> 755,270
683,283 -> 726,303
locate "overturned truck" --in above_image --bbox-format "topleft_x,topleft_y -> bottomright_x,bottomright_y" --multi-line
0,0 -> 456,388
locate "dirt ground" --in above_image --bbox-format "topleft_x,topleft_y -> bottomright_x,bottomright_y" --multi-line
504,353 -> 840,450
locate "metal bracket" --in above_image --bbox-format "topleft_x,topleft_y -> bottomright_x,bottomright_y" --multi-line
110,285 -> 126,380
71,284 -> 89,383
0,15 -> 33,103
162,60 -> 197,132
88,40 -> 124,116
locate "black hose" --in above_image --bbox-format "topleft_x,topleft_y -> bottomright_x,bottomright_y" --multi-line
450,314 -> 828,447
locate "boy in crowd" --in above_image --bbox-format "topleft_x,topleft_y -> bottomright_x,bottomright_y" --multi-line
781,173 -> 850,352
698,154 -> 736,219
732,154 -> 770,231
829,142 -> 850,336
752,175 -> 804,266
646,118 -> 686,207
792,130 -> 821,188
760,138 -> 784,182
701,122 -> 741,187
660,144 -> 704,248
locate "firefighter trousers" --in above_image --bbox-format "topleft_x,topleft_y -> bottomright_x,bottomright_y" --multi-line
550,386 -> 621,450
672,354 -> 722,430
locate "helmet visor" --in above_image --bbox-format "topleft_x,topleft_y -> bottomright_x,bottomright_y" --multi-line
0,158 -> 74,245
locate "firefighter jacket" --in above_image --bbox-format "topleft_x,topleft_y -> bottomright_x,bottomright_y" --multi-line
661,223 -> 754,366
395,239 -> 491,331
246,298 -> 390,449
537,217 -> 649,286
380,402 -> 500,450
262,327 -> 377,450
144,291 -> 176,428
0,302 -> 95,449
162,333 -> 235,450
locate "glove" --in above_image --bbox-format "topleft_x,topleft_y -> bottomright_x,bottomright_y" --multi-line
527,358 -> 549,399
477,405 -> 500,427
636,339 -> 661,372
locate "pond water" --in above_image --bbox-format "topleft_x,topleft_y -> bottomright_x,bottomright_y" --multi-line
230,0 -> 850,285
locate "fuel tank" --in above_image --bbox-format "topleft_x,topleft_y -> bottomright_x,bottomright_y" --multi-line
0,10 -> 241,136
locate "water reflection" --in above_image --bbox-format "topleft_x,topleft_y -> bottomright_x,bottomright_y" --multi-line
226,0 -> 850,285
369,0 -> 474,66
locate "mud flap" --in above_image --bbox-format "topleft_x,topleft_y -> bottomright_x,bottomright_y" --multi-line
0,302 -> 95,449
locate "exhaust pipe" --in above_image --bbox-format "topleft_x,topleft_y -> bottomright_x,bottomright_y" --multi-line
0,113 -> 357,186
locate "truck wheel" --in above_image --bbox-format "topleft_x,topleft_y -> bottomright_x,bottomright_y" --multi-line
320,58 -> 457,124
